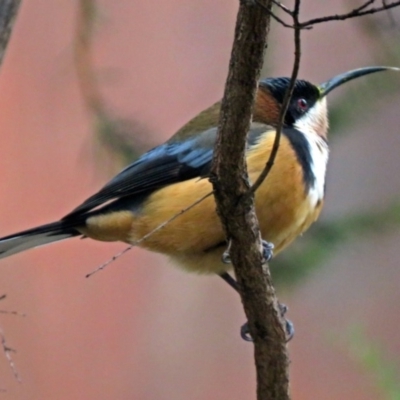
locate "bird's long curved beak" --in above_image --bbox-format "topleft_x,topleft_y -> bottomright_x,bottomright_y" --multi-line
319,66 -> 399,97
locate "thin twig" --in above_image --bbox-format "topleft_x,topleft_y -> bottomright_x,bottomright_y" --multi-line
271,0 -> 293,15
86,191 -> 213,277
0,295 -> 26,316
355,0 -> 376,13
0,310 -> 26,317
249,0 -> 302,195
269,10 -> 298,29
0,329 -> 21,383
299,0 -> 400,28
262,0 -> 400,30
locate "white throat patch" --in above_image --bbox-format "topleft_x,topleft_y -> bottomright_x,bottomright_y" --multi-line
294,99 -> 329,205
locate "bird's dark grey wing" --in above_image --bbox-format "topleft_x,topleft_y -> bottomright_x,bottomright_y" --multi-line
63,123 -> 270,219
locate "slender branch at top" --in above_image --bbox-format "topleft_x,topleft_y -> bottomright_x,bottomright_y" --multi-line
271,0 -> 293,15
249,0 -> 302,195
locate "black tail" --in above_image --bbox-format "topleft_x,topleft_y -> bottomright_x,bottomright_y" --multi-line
0,221 -> 80,260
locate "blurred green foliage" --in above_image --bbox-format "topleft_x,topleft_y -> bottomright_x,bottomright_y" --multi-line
347,326 -> 400,400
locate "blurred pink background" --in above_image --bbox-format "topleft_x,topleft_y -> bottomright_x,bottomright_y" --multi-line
0,1 -> 399,399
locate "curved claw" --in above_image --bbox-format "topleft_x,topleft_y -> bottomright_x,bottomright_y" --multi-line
279,302 -> 294,342
221,239 -> 274,265
279,303 -> 288,315
240,320 -> 294,343
221,250 -> 231,264
261,240 -> 274,264
240,322 -> 253,342
284,319 -> 295,342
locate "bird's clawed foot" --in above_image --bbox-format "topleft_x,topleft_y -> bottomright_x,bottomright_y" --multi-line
221,246 -> 232,264
219,271 -> 295,341
240,303 -> 294,342
221,239 -> 274,264
261,240 -> 274,263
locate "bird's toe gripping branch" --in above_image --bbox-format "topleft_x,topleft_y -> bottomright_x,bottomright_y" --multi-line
221,239 -> 274,265
240,303 -> 294,342
221,247 -> 232,264
261,239 -> 274,263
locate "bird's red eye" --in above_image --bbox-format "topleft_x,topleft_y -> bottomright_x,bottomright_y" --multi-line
297,98 -> 308,111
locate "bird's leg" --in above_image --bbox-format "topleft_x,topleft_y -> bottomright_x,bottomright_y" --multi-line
221,240 -> 232,264
219,272 -> 255,340
219,271 -> 240,292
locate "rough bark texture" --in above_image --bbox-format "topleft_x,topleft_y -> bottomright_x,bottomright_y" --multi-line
0,0 -> 21,67
210,1 -> 290,399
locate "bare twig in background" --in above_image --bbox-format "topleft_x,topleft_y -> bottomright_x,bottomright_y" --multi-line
300,0 -> 400,28
0,328 -> 20,383
271,0 -> 293,15
0,296 -> 22,383
0,294 -> 25,317
0,309 -> 25,317
210,0 -> 291,398
268,0 -> 400,29
269,9 -> 297,29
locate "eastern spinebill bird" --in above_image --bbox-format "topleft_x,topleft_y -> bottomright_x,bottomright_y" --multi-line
0,67 -> 396,278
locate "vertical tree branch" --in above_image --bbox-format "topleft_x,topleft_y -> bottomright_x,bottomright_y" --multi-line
210,1 -> 290,399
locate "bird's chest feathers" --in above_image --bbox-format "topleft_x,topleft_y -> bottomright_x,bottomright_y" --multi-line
248,131 -> 329,253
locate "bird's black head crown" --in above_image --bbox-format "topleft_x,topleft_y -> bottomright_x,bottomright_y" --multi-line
259,77 -> 320,126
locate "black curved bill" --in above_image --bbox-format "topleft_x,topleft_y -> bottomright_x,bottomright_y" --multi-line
319,66 -> 399,97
